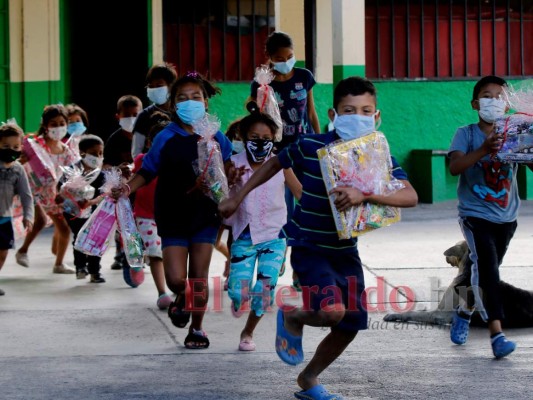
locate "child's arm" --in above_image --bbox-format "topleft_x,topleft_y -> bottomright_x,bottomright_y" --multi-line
219,156 -> 283,218
330,180 -> 418,212
449,130 -> 502,176
306,89 -> 321,134
283,168 -> 302,200
16,165 -> 35,231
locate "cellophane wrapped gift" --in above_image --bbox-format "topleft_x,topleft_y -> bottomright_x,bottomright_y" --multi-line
495,84 -> 533,163
22,136 -> 57,190
12,196 -> 26,241
73,168 -> 122,257
59,165 -> 100,218
116,196 -> 144,270
194,114 -> 229,203
317,131 -> 405,239
254,64 -> 283,142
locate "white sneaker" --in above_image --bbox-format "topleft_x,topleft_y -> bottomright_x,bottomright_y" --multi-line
15,251 -> 30,267
53,263 -> 75,274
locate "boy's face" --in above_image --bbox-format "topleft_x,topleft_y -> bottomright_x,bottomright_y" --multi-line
118,105 -> 141,119
148,78 -> 168,89
83,144 -> 104,158
471,83 -> 507,111
0,136 -> 22,152
328,93 -> 379,120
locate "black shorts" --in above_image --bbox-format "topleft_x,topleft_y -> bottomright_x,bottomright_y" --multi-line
0,220 -> 15,250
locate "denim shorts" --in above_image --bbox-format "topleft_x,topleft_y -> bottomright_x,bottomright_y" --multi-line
161,224 -> 220,249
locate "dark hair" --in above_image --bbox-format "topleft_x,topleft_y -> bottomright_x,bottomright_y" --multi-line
66,103 -> 89,128
333,76 -> 377,110
238,112 -> 279,141
146,63 -> 178,86
78,134 -> 104,153
170,71 -> 221,109
37,104 -> 68,136
472,75 -> 508,101
147,111 -> 171,143
225,119 -> 242,141
265,31 -> 293,55
117,95 -> 142,113
0,122 -> 24,139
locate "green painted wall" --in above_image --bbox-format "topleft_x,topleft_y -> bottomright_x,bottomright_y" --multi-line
209,79 -> 532,202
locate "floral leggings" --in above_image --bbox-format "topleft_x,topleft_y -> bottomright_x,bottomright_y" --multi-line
228,237 -> 286,317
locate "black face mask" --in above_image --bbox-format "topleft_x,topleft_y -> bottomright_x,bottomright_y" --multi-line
0,148 -> 21,163
245,139 -> 274,163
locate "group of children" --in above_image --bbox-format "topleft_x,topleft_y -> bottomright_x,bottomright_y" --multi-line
0,28 -> 527,400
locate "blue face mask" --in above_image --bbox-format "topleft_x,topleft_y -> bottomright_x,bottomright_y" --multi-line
67,122 -> 86,136
147,86 -> 169,105
272,57 -> 296,75
333,111 -> 379,141
176,100 -> 206,125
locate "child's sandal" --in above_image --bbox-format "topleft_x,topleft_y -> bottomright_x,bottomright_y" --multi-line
184,329 -> 210,349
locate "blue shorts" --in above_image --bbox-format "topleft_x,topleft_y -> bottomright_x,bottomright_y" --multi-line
161,225 -> 220,249
290,246 -> 368,332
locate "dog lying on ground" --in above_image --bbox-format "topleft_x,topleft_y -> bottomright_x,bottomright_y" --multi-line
383,241 -> 533,328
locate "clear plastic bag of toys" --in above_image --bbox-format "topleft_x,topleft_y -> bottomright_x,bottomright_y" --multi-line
254,64 -> 283,142
317,131 -> 404,239
115,196 -> 144,270
22,135 -> 57,190
59,165 -> 100,218
194,114 -> 229,204
73,168 -> 123,256
495,82 -> 533,163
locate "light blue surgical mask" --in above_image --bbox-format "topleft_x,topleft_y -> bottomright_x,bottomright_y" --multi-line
147,86 -> 169,105
67,122 -> 86,136
176,100 -> 206,125
333,111 -> 379,141
272,57 -> 296,75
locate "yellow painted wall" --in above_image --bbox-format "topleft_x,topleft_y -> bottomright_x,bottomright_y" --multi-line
151,0 -> 164,63
275,0 -> 305,61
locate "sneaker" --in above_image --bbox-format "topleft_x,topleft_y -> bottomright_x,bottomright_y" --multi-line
492,334 -> 516,358
450,310 -> 470,345
110,260 -> 123,270
0,288 -> 5,296
15,251 -> 30,267
90,273 -> 106,283
157,293 -> 173,310
53,263 -> 75,274
76,269 -> 88,279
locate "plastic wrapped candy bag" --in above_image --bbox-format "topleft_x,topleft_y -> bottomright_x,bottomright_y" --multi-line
73,168 -> 122,257
495,82 -> 533,163
194,114 -> 229,204
254,64 -> 283,142
115,195 -> 144,271
59,165 -> 100,218
22,135 -> 57,190
317,131 -> 405,239
12,196 -> 26,241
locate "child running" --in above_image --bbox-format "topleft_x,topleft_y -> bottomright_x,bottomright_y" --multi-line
0,122 -> 34,295
114,72 -> 236,349
224,111 -> 301,352
219,76 -> 418,398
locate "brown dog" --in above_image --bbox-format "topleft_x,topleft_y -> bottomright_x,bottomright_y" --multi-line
383,241 -> 533,328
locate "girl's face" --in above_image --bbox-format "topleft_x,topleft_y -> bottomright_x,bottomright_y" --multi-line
246,122 -> 274,142
68,113 -> 83,124
148,78 -> 168,89
269,46 -> 294,63
47,115 -> 68,129
175,82 -> 206,105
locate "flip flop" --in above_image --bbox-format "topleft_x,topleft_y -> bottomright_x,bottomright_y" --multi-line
294,384 -> 344,400
275,308 -> 304,365
168,295 -> 190,328
184,329 -> 210,349
238,338 -> 256,351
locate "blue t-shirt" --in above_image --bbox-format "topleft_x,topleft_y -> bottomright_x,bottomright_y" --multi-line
251,67 -> 316,150
277,130 -> 409,252
448,123 -> 520,223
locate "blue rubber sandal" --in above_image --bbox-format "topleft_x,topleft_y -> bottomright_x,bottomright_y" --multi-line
450,309 -> 470,345
294,384 -> 344,400
275,308 -> 304,365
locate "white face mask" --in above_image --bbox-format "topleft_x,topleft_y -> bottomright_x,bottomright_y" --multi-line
47,126 -> 68,141
147,86 -> 169,105
478,98 -> 507,123
82,154 -> 103,170
333,111 -> 378,141
119,117 -> 137,133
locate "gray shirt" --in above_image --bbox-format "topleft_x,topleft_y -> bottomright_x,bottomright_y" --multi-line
0,161 -> 34,222
448,123 -> 519,223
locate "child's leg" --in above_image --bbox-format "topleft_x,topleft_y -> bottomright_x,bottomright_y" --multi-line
149,256 -> 167,295
0,249 -> 7,295
162,245 -> 189,296
48,213 -> 71,269
17,203 -> 46,255
228,238 -> 257,312
187,242 -> 215,332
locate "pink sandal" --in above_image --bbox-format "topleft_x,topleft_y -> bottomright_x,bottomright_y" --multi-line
238,338 -> 256,351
